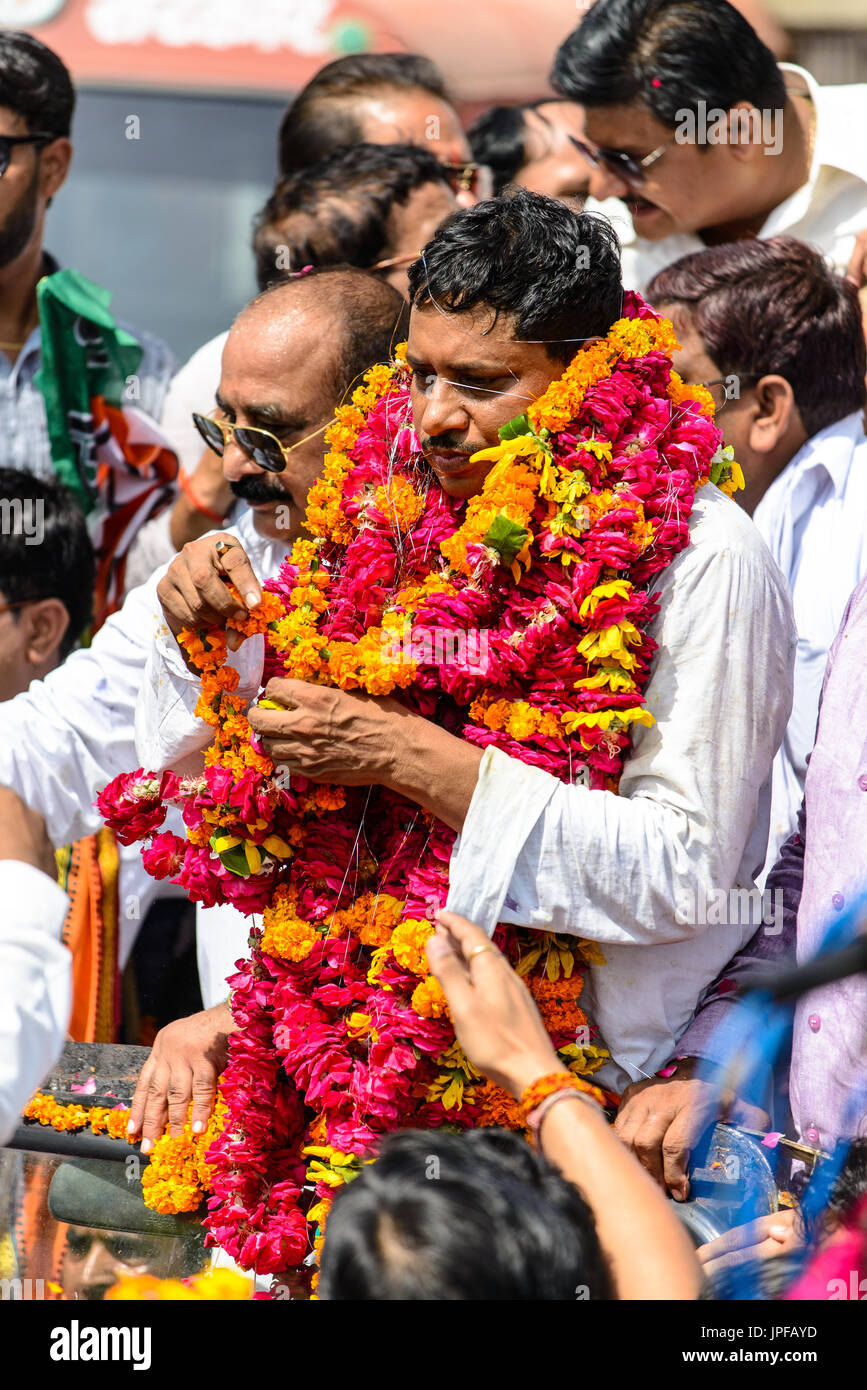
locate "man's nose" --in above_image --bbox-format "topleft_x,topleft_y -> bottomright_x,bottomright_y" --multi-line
415,377 -> 470,438
220,436 -> 268,484
588,165 -> 632,202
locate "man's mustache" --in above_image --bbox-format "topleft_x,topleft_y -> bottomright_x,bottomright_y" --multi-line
230,475 -> 289,505
418,434 -> 473,456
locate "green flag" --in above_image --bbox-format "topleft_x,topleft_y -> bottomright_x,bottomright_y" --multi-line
35,268 -> 143,514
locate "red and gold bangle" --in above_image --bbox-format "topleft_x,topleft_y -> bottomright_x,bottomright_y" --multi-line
178,469 -> 228,523
520,1070 -> 607,1122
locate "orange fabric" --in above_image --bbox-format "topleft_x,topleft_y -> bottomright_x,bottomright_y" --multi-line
57,828 -> 120,1043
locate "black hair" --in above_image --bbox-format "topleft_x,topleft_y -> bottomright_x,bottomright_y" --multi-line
646,235 -> 867,438
407,189 -> 623,364
551,0 -> 786,129
253,142 -> 451,291
0,469 -> 94,659
0,30 -> 75,138
252,265 -> 409,398
278,52 -> 448,177
318,1127 -> 613,1300
467,105 -> 530,196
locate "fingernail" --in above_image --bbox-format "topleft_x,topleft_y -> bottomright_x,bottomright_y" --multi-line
192,1120 -> 204,1134
140,1138 -> 152,1155
126,1120 -> 135,1134
245,591 -> 260,608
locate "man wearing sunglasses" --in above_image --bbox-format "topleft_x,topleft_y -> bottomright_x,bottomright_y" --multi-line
551,0 -> 867,293
0,31 -> 175,483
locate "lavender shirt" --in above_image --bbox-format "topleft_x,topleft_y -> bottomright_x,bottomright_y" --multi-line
681,576 -> 867,1147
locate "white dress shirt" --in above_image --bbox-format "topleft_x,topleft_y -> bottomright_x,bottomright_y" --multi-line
0,861 -> 71,1144
752,411 -> 867,875
445,486 -> 795,1091
590,66 -> 867,292
138,485 -> 796,1082
0,509 -> 288,998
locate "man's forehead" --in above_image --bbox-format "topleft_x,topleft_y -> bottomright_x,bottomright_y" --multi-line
584,101 -> 669,151
407,301 -> 526,367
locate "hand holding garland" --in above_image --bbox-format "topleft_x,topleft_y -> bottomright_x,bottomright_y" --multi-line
427,909 -> 703,1300
156,531 -> 263,667
248,677 -> 484,832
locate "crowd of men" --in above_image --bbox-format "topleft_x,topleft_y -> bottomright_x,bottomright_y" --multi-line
1,0 -> 867,1300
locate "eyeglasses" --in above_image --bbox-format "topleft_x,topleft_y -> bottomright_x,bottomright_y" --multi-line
568,133 -> 676,187
0,132 -> 56,178
0,597 -> 39,616
192,410 -> 332,474
701,375 -> 758,414
441,161 -> 494,201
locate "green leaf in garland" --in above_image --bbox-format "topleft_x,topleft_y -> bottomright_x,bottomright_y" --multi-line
498,411 -> 532,442
482,513 -> 530,566
210,835 -> 253,878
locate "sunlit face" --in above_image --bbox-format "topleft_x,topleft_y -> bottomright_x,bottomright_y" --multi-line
406,301 -> 562,499
516,103 -> 592,204
215,295 -> 342,543
0,105 -> 69,269
357,88 -> 472,165
583,102 -> 752,241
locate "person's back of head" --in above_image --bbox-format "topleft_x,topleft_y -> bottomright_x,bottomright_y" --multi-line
278,52 -> 447,176
467,105 -> 531,196
551,0 -> 785,129
0,469 -> 94,699
408,188 -> 623,365
318,1128 -> 613,1300
253,142 -> 452,290
251,265 -> 408,398
0,29 -> 75,137
646,235 -> 867,439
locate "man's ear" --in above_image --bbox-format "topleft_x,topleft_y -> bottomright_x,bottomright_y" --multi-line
21,598 -> 69,670
747,374 -> 802,455
38,137 -> 72,201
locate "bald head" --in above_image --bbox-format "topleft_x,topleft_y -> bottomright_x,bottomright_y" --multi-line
238,266 -> 408,399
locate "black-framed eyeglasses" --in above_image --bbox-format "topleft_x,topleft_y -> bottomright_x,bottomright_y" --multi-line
441,161 -> 494,201
192,410 -> 332,474
0,133 -> 56,178
568,133 -> 677,187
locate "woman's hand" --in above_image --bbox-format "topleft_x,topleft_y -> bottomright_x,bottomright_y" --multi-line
425,909 -> 562,1097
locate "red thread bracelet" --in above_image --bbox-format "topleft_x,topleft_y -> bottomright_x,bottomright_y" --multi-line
178,469 -> 227,523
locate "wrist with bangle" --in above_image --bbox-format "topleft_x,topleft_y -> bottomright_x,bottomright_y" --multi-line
178,468 -> 228,523
520,1070 -> 607,1150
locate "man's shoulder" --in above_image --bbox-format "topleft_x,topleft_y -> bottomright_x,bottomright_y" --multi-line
685,483 -> 779,567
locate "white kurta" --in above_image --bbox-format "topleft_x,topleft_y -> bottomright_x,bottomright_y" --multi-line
138,485 -> 795,1083
0,861 -> 71,1144
0,508 -> 288,993
752,411 -> 867,877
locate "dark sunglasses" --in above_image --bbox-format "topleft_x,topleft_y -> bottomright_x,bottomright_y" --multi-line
568,133 -> 676,187
192,410 -> 331,474
441,161 -> 494,201
0,132 -> 56,178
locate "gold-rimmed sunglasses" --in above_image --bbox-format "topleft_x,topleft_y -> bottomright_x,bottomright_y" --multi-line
192,410 -> 333,474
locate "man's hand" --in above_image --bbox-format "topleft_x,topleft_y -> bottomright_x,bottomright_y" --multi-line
156,532 -> 262,659
697,1209 -> 802,1277
126,1001 -> 237,1152
613,1058 -> 769,1201
247,677 -> 409,786
0,786 -> 57,879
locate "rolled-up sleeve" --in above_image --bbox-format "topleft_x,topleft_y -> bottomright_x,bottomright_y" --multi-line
447,490 -> 796,946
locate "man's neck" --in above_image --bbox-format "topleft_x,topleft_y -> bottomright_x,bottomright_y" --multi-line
698,95 -> 813,246
0,239 -> 48,357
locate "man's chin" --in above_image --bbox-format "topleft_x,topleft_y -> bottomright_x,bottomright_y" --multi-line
247,500 -> 297,544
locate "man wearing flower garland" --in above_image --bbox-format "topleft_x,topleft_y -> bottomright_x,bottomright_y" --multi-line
131,191 -> 796,1152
